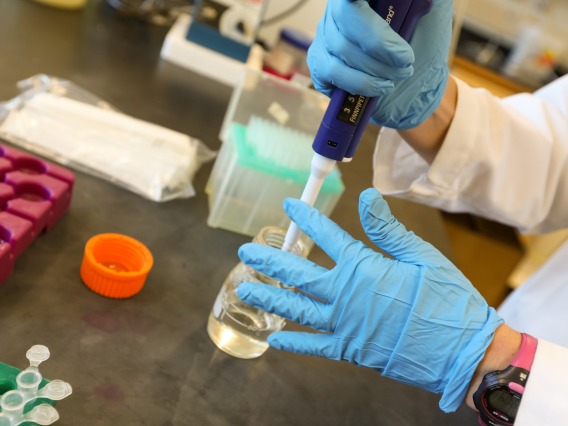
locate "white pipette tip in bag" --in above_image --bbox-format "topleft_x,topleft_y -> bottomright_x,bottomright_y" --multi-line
282,153 -> 337,252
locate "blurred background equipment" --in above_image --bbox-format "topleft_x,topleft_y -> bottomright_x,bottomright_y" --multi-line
107,0 -> 192,26
30,0 -> 87,9
160,0 -> 319,86
186,0 -> 268,62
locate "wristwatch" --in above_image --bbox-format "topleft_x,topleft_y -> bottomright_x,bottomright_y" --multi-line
473,333 -> 538,426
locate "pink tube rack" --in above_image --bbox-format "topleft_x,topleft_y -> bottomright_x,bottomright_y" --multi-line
0,144 -> 75,285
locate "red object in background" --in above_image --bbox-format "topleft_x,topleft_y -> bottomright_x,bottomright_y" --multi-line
262,65 -> 293,81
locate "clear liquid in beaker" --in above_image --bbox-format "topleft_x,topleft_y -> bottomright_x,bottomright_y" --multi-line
207,282 -> 284,359
207,227 -> 307,359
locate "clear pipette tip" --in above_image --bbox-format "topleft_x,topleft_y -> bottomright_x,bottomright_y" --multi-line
282,153 -> 336,252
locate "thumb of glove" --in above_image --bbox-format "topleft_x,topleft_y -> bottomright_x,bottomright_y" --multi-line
358,188 -> 448,265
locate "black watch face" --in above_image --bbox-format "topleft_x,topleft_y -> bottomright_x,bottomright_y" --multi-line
485,388 -> 521,423
474,364 -> 530,426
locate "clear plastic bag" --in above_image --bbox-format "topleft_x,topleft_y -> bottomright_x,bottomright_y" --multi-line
0,74 -> 216,202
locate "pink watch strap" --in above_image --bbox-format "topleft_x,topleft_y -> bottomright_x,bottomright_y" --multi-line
511,333 -> 538,371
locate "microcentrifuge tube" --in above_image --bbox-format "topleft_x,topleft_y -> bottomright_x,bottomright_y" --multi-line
37,380 -> 72,401
24,404 -> 60,425
25,345 -> 50,369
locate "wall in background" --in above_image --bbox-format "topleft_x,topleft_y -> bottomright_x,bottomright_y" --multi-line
464,0 -> 568,67
256,0 -> 568,74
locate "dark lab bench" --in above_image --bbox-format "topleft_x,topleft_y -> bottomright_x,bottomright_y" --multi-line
0,1 -> 476,425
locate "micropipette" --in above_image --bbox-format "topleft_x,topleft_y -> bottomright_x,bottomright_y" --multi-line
282,0 -> 434,252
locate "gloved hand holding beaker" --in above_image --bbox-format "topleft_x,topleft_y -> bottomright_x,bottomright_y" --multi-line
236,188 -> 504,412
308,0 -> 452,129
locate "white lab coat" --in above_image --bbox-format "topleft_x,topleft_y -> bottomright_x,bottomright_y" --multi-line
373,76 -> 568,424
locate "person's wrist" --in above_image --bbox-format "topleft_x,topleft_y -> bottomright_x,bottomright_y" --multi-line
465,324 -> 522,410
397,75 -> 458,163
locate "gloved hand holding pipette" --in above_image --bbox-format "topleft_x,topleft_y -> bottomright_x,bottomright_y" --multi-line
308,0 -> 452,130
237,189 -> 504,412
282,0 -> 452,251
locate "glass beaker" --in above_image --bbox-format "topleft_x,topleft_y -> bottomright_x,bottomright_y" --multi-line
207,226 -> 308,359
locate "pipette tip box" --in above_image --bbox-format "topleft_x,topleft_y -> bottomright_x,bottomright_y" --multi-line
206,68 -> 344,241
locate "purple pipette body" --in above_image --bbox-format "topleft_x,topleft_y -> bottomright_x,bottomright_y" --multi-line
312,0 -> 433,162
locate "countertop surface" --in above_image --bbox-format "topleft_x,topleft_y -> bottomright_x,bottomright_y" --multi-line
0,1 -> 475,425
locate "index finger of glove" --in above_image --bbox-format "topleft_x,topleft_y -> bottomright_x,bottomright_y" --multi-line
284,198 -> 358,264
237,282 -> 332,332
320,14 -> 414,81
309,15 -> 396,98
238,243 -> 331,298
308,40 -> 396,97
332,0 -> 415,68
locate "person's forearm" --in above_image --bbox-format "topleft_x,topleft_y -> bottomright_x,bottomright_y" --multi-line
397,76 -> 458,164
464,324 -> 522,410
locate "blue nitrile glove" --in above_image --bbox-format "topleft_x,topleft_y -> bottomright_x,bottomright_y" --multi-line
308,0 -> 452,129
236,189 -> 503,412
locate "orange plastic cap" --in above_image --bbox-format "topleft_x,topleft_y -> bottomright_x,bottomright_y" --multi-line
80,233 -> 154,299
